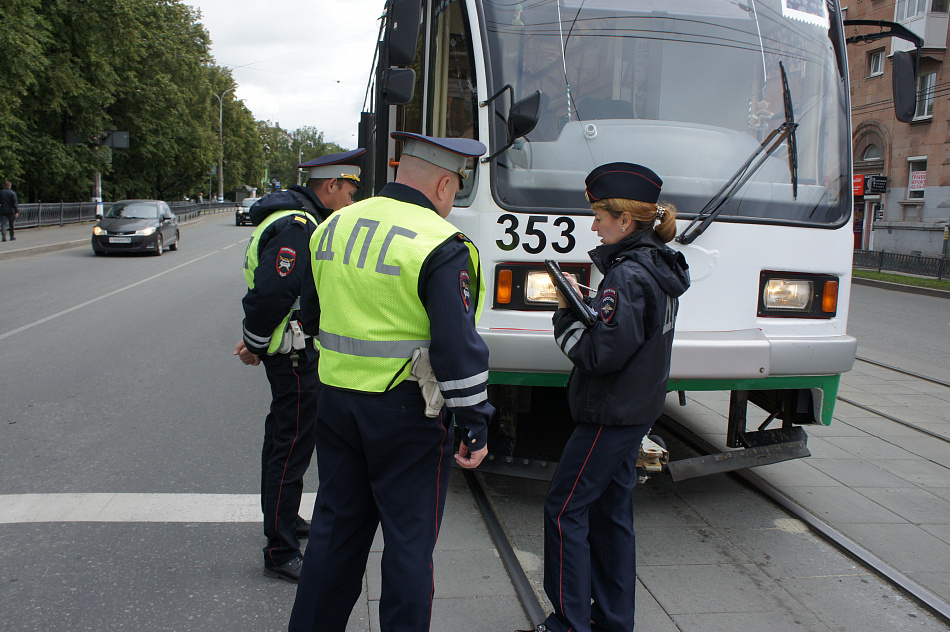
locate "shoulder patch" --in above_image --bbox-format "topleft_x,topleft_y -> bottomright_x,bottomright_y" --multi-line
459,270 -> 472,312
600,287 -> 618,322
456,232 -> 472,243
276,247 -> 296,277
293,215 -> 308,224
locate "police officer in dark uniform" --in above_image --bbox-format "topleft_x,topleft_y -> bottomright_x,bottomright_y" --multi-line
521,163 -> 690,632
288,133 -> 494,632
234,148 -> 365,582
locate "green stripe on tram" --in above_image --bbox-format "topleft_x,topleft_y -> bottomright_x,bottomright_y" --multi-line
488,372 -> 842,426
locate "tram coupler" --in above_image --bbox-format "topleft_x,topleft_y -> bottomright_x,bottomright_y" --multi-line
666,426 -> 810,482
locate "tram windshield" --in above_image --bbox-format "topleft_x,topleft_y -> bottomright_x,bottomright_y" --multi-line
482,0 -> 850,225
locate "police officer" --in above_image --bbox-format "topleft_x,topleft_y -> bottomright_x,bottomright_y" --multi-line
521,163 -> 690,632
288,133 -> 494,632
234,148 -> 365,582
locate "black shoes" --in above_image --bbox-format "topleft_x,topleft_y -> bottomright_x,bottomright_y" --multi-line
264,555 -> 303,582
295,517 -> 310,539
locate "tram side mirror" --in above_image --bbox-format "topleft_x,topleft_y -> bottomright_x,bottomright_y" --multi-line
507,90 -> 542,141
386,0 -> 422,67
892,50 -> 917,123
382,68 -> 416,105
481,90 -> 542,164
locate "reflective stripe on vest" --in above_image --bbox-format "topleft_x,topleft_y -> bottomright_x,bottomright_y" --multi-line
310,196 -> 484,392
243,209 -> 316,354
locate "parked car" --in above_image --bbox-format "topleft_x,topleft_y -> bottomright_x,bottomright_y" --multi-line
91,200 -> 180,256
236,197 -> 259,226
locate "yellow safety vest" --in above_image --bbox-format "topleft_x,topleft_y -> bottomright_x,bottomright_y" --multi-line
310,196 -> 483,391
244,209 -> 317,355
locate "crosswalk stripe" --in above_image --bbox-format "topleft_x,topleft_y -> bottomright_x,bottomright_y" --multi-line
0,493 -> 317,523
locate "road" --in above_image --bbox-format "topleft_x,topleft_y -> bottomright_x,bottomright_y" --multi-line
1,218 -> 948,630
0,216 -> 300,630
849,284 -> 950,383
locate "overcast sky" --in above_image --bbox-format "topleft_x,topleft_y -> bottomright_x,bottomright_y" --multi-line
186,0 -> 386,150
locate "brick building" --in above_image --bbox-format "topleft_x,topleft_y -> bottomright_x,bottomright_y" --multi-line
846,0 -> 949,256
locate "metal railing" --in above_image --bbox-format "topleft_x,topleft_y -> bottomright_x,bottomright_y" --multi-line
854,249 -> 949,281
14,200 -> 237,228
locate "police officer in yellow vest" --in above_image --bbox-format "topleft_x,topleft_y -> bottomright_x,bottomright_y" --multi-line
234,148 -> 365,583
288,133 -> 494,632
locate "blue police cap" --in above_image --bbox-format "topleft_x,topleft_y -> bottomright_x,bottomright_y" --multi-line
390,132 -> 486,180
298,148 -> 366,187
585,162 -> 663,204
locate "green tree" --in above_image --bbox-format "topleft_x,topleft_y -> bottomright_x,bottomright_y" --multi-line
259,122 -> 348,193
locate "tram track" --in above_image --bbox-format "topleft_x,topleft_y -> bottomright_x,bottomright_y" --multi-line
838,356 -> 950,445
655,414 -> 950,628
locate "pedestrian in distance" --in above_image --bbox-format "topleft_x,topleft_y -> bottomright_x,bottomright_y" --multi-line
288,133 -> 494,632
234,148 -> 365,583
519,162 -> 690,632
0,181 -> 19,241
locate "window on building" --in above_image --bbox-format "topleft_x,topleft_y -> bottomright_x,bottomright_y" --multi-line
896,0 -> 929,20
861,144 -> 882,161
934,0 -> 949,12
908,159 -> 927,199
915,71 -> 936,119
868,50 -> 885,77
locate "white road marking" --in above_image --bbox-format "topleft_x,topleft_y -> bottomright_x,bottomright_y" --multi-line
0,252 -> 219,342
0,493 -> 317,523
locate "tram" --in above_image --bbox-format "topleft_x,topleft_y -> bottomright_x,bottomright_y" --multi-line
357,0 -> 921,479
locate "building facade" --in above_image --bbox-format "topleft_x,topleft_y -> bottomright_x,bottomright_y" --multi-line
846,0 -> 950,256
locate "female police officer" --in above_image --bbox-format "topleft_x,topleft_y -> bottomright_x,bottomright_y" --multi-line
523,162 -> 690,632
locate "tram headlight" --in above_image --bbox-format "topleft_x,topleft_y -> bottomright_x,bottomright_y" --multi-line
525,271 -> 560,304
757,272 -> 839,318
763,279 -> 814,311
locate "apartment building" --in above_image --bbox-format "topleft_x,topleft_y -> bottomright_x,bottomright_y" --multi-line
846,0 -> 949,256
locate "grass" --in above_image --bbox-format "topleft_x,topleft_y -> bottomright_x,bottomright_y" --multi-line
853,268 -> 950,292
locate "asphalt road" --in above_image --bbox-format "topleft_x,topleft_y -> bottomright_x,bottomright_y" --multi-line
1,217 -> 948,630
0,216 -> 300,630
848,284 -> 950,383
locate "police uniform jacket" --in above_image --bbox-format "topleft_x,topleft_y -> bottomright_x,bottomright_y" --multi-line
553,228 -> 690,426
241,185 -> 328,356
300,182 -> 494,451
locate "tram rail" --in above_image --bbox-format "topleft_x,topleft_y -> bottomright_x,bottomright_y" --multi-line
656,414 -> 950,627
838,356 -> 950,445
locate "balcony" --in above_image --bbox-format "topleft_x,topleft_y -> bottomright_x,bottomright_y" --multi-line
891,10 -> 949,54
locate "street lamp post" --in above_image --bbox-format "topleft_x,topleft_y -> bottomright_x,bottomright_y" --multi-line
214,87 -> 236,203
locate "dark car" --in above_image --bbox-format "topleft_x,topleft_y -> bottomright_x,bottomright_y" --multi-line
92,200 -> 180,256
236,197 -> 259,226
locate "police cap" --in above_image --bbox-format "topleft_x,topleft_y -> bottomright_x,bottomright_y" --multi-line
299,148 -> 366,188
585,162 -> 663,204
391,132 -> 486,181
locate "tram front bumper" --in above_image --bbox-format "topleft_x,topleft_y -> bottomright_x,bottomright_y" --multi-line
670,330 -> 857,380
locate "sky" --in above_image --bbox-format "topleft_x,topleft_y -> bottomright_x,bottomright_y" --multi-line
186,0 -> 387,150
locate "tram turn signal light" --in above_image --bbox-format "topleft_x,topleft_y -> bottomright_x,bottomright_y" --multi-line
822,280 -> 839,313
497,269 -> 513,304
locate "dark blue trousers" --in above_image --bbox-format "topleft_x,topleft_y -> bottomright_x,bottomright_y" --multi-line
261,345 -> 319,567
288,381 -> 453,632
542,422 -> 651,632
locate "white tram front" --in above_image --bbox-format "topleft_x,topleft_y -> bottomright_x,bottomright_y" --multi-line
359,0 -> 921,478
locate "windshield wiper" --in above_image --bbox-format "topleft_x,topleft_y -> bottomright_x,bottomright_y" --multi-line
677,62 -> 799,245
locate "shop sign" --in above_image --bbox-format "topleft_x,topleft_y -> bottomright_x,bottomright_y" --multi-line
853,174 -> 864,196
867,175 -> 887,194
909,170 -> 927,191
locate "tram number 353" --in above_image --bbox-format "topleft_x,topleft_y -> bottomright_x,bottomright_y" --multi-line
496,214 -> 577,254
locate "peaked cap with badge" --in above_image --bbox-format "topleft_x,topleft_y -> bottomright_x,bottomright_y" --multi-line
298,148 -> 366,188
391,132 -> 486,183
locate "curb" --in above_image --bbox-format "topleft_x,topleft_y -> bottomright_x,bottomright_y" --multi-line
852,276 -> 950,300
